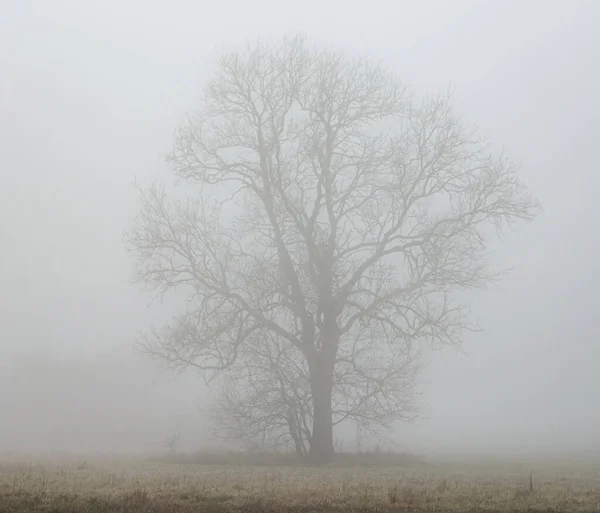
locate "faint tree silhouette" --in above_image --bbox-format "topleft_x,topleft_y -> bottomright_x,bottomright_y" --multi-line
126,35 -> 540,463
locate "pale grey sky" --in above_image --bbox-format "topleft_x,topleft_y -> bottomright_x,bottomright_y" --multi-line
1,0 -> 598,457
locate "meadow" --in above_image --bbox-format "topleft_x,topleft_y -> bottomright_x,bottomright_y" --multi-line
1,452 -> 599,512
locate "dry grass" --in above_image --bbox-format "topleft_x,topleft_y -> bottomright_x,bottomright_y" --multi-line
1,454 -> 599,512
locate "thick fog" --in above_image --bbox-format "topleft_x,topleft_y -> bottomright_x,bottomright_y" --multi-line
1,0 -> 598,458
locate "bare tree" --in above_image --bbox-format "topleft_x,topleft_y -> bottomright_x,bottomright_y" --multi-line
164,424 -> 181,455
125,35 -> 539,463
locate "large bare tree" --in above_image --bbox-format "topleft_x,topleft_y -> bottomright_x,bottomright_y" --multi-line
125,36 -> 539,463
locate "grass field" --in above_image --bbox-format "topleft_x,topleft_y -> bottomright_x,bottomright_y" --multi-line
1,452 -> 599,512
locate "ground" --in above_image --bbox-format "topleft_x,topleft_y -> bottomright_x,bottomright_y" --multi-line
0,452 -> 599,512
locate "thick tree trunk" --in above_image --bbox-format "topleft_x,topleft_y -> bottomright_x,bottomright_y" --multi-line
308,355 -> 335,464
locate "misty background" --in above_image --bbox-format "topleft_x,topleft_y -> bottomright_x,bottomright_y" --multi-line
1,0 -> 598,458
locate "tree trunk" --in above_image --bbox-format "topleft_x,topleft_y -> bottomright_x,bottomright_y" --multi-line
308,355 -> 335,464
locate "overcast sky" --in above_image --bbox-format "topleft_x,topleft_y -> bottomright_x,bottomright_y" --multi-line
1,0 -> 598,458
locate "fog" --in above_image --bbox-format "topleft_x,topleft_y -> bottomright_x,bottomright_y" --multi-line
1,0 -> 598,459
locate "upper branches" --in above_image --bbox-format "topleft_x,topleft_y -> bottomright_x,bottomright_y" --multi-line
125,34 -> 539,386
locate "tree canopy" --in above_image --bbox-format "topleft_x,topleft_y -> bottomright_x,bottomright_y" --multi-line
126,36 -> 539,463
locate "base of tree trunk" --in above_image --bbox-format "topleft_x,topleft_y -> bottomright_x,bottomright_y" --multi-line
307,447 -> 335,464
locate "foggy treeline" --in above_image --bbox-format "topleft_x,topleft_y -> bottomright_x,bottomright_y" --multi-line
1,0 -> 599,461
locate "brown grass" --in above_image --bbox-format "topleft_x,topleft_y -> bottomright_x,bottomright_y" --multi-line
0,454 -> 599,512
